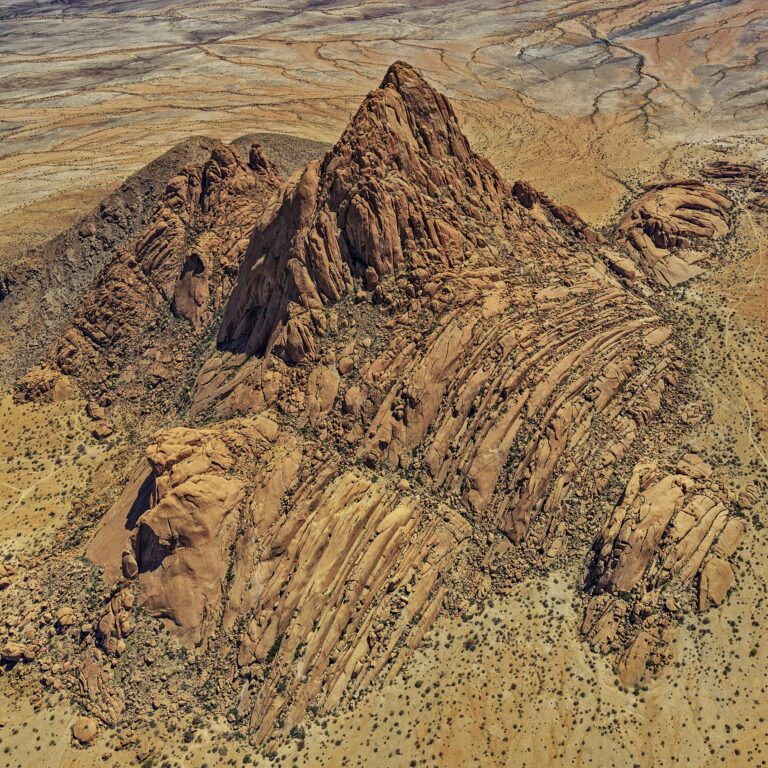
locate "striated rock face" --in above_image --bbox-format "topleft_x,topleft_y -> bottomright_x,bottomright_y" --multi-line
94,413 -> 470,738
702,161 -> 762,183
616,180 -> 732,286
235,462 -> 470,742
583,455 -> 744,685
209,61 -> 678,549
123,61 -> 692,735
20,141 -> 281,408
72,62 -> 747,742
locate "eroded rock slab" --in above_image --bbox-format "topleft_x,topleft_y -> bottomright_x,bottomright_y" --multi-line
583,456 -> 745,685
179,62 -> 692,730
616,180 -> 732,286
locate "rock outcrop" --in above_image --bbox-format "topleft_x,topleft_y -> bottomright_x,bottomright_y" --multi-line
76,646 -> 126,725
19,142 -> 282,409
206,61 -> 678,551
130,423 -> 253,644
702,161 -> 762,183
95,588 -> 135,657
703,160 -> 768,211
2,133 -> 329,392
218,60 -> 507,362
583,455 -> 744,685
2,61 -> 746,748
93,412 -> 470,738
0,136 -> 223,387
616,180 -> 732,286
71,716 -> 99,745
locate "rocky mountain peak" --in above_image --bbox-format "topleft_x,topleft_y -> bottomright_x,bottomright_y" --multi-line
0,61 -> 748,756
248,143 -> 278,176
349,59 -> 475,164
217,63 -> 508,363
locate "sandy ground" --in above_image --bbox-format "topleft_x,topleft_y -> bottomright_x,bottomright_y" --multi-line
0,395 -> 118,556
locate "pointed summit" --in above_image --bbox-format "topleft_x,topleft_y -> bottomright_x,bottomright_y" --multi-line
340,59 -> 475,165
377,59 -> 461,130
378,59 -> 422,88
218,61 -> 507,362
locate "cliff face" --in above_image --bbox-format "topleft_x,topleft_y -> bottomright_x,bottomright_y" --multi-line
200,61 -> 678,549
55,143 -> 279,366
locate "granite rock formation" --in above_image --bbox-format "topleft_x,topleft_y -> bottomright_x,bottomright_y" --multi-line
583,454 -> 745,685
703,161 -> 768,211
0,62 -> 749,749
616,181 -> 732,287
0,137 -> 223,387
83,62 -> 743,738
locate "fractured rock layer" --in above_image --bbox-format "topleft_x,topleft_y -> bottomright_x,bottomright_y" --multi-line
0,137 -> 222,387
128,61 -> 698,736
583,455 -> 744,685
208,61 -> 678,554
66,145 -> 278,384
703,160 -> 768,211
616,180 -> 732,286
93,416 -> 470,738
